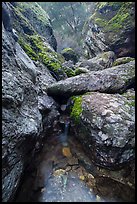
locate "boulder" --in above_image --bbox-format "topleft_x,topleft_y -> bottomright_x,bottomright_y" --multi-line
47,61 -> 135,97
76,51 -> 116,71
70,90 -> 135,169
61,48 -> 78,64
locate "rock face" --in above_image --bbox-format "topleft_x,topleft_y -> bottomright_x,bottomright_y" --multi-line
2,3 -> 60,202
10,2 -> 66,81
12,2 -> 57,51
70,90 -> 135,169
47,61 -> 135,97
83,2 -> 135,58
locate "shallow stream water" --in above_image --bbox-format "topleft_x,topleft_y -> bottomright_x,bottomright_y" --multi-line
14,122 -> 135,202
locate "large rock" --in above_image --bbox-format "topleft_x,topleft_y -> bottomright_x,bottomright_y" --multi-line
61,48 -> 78,64
2,26 -> 41,202
83,2 -> 135,58
76,51 -> 116,71
2,8 -> 59,201
70,90 -> 135,169
47,61 -> 135,97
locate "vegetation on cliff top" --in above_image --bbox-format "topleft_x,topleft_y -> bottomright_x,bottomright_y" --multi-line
87,2 -> 134,34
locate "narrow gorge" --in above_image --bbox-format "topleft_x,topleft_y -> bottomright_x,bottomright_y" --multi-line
2,2 -> 135,202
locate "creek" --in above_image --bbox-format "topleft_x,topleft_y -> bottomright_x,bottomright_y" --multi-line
13,108 -> 135,202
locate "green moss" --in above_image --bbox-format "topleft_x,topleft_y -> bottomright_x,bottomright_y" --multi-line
97,2 -> 107,9
89,2 -> 134,35
61,48 -> 77,57
107,12 -> 129,31
112,57 -> 134,66
97,2 -> 123,10
94,18 -> 107,27
126,100 -> 135,107
75,67 -> 88,75
28,35 -> 49,53
38,52 -> 63,76
64,48 -> 73,52
18,37 -> 38,60
70,96 -> 83,123
64,69 -> 76,77
19,34 -> 65,78
105,3 -> 134,32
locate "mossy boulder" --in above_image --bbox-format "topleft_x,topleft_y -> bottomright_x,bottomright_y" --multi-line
77,51 -> 116,70
47,61 -> 135,97
70,90 -> 135,169
61,48 -> 78,64
10,2 -> 66,80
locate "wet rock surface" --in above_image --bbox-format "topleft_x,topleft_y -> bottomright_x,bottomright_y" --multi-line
70,90 -> 135,168
47,61 -> 135,97
14,132 -> 135,202
2,4 -> 59,201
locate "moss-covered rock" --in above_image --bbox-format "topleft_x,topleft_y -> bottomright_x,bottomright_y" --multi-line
9,1 -> 66,80
18,37 -> 38,61
61,48 -> 78,64
70,91 -> 135,169
83,2 -> 135,57
112,57 -> 135,67
47,61 -> 135,97
13,2 -> 57,51
12,3 -> 84,80
18,34 -> 65,80
75,67 -> 89,75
